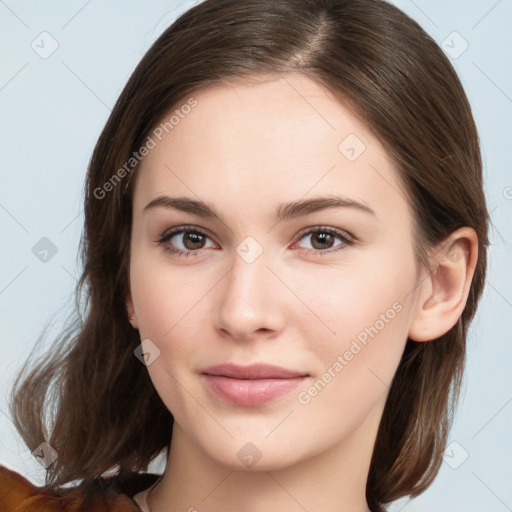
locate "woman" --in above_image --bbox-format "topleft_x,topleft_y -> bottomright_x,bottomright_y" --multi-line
0,0 -> 489,510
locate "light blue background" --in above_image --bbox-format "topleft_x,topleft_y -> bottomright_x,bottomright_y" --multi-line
0,1 -> 511,511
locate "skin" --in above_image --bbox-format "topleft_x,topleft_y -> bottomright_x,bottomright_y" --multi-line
127,72 -> 478,512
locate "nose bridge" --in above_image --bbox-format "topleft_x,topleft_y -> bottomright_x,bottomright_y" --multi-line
214,236 -> 282,339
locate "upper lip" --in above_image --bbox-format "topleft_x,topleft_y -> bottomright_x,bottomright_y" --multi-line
201,363 -> 308,379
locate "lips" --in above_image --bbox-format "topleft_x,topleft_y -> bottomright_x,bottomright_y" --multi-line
201,362 -> 308,379
200,363 -> 309,407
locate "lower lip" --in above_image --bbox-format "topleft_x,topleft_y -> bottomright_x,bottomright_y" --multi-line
201,374 -> 308,407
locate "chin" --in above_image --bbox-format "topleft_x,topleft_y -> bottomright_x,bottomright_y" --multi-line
199,435 -> 311,473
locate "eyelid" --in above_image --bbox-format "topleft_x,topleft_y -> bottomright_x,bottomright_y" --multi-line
294,225 -> 355,243
160,224 -> 210,237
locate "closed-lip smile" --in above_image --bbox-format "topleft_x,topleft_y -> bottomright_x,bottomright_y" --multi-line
200,363 -> 309,407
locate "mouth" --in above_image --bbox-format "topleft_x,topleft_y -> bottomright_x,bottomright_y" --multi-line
200,363 -> 309,407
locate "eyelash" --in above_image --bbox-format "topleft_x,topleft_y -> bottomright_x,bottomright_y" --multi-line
156,225 -> 356,258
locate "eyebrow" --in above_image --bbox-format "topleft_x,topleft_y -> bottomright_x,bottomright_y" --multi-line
143,195 -> 376,221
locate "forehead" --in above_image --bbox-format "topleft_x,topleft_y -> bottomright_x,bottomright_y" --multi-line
132,73 -> 410,222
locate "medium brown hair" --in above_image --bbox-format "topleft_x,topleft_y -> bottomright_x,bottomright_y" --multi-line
9,0 -> 489,510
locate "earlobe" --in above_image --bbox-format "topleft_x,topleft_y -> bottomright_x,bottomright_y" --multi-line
408,227 -> 478,342
126,293 -> 139,330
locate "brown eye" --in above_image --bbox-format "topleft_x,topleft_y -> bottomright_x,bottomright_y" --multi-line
309,232 -> 335,250
295,227 -> 354,255
181,232 -> 207,250
157,227 -> 215,257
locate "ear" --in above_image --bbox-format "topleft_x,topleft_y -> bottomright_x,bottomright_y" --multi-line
408,227 -> 478,342
126,291 -> 139,330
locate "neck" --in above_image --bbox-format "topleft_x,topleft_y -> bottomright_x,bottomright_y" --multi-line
149,400 -> 385,512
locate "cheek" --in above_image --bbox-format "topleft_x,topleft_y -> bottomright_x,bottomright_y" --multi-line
298,255 -> 416,389
129,260 -> 202,411
300,260 -> 411,329
129,249 -> 197,336
129,254 -> 211,387
297,291 -> 411,438
309,293 -> 409,392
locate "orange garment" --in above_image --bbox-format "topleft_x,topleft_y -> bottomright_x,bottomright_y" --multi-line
0,464 -> 159,511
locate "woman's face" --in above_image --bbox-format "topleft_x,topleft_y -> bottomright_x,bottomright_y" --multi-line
127,73 -> 426,471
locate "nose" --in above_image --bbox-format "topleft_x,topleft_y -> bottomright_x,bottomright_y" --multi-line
214,246 -> 286,342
